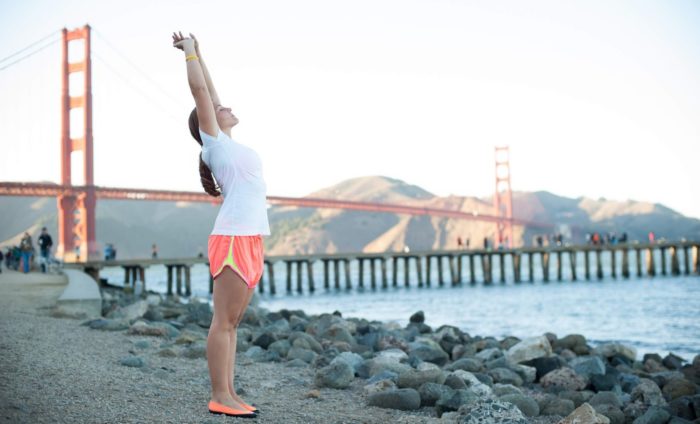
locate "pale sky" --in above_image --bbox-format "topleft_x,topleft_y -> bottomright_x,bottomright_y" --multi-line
1,0 -> 699,218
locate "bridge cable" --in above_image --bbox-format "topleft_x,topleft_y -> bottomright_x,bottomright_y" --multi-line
0,31 -> 61,72
92,51 -> 181,123
92,28 -> 181,105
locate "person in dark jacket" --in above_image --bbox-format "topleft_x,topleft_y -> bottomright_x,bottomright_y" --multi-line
38,227 -> 53,273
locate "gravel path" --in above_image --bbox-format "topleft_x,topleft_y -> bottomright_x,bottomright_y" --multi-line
0,271 -> 441,423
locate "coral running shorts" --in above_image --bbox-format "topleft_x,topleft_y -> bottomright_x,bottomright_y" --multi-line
208,235 -> 264,289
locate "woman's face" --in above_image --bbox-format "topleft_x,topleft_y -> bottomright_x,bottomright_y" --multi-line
215,104 -> 239,129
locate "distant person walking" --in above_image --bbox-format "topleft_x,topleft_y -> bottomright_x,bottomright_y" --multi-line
151,243 -> 158,259
38,227 -> 53,273
648,231 -> 655,244
173,31 -> 269,418
19,232 -> 34,273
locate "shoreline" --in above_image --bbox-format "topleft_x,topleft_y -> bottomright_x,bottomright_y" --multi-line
1,270 -> 698,423
99,271 -> 700,362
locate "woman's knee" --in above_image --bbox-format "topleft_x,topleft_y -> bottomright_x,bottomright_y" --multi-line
211,315 -> 239,333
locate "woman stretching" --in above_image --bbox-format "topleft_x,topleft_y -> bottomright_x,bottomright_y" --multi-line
172,31 -> 270,418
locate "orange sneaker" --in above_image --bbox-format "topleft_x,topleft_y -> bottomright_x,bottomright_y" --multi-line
208,400 -> 257,418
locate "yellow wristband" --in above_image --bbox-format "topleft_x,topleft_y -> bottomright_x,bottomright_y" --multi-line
186,55 -> 199,62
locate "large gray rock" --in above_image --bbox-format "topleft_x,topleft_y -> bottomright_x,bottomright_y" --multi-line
594,404 -> 625,424
541,367 -> 587,391
444,374 -> 468,390
475,347 -> 502,362
445,357 -> 483,373
376,348 -> 409,362
83,318 -> 129,331
493,383 -> 522,397
306,313 -> 349,338
359,356 -> 412,378
559,390 -> 595,408
268,339 -> 291,357
182,342 -> 207,359
631,378 -> 667,408
287,346 -> 318,364
524,356 -> 566,381
590,391 -> 623,409
321,324 -> 355,345
542,398 -> 576,416
181,301 -> 213,328
107,299 -> 149,322
289,331 -> 323,353
331,352 -> 364,375
436,389 -> 479,416
285,358 -> 308,368
409,310 -> 425,323
681,355 -> 700,385
632,406 -> 671,424
570,355 -> 606,379
315,361 -> 355,389
363,379 -> 397,396
668,396 -> 696,421
488,367 -> 524,386
397,368 -> 444,389
451,370 -> 493,397
554,334 -> 590,355
418,383 -> 455,407
500,393 -> 540,417
367,388 -> 421,410
511,363 -> 537,384
252,331 -> 278,350
559,402 -> 611,424
120,356 -> 146,368
408,342 -> 449,366
662,378 -> 696,401
506,335 -> 552,364
456,398 -> 529,423
593,343 -> 637,362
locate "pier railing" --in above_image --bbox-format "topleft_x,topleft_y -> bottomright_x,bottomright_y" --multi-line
65,241 -> 700,296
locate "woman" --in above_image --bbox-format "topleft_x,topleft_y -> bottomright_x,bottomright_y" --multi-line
19,232 -> 34,274
172,31 -> 270,418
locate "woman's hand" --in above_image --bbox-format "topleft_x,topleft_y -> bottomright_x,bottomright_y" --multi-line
190,33 -> 201,56
172,31 -> 195,52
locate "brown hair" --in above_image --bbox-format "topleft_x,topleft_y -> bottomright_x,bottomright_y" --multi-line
188,108 -> 221,197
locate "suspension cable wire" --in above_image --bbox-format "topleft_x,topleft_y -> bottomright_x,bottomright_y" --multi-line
92,28 -> 181,105
0,30 -> 61,65
0,35 -> 61,72
92,50 -> 181,124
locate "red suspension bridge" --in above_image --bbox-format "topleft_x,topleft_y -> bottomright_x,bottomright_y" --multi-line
0,24 -> 547,262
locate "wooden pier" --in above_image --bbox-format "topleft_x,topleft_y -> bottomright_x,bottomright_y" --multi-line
67,241 -> 700,297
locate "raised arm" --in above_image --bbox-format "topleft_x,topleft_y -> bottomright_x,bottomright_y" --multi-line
172,31 -> 218,137
191,33 -> 221,107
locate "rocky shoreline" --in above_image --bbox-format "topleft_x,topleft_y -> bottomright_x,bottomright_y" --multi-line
61,283 -> 698,424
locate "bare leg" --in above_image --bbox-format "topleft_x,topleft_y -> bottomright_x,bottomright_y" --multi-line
207,268 -> 251,410
228,286 -> 256,403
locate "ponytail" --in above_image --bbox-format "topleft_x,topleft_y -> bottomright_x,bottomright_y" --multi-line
199,154 -> 221,197
189,107 -> 221,198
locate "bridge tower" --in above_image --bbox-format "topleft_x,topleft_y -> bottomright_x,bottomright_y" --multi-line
56,25 -> 98,262
494,146 -> 514,248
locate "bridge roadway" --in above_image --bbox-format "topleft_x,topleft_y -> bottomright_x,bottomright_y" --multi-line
64,241 -> 700,297
0,181 -> 550,228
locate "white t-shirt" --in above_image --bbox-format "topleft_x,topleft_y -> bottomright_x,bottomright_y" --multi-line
200,129 -> 271,236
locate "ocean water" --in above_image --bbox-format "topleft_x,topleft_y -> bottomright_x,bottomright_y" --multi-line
99,250 -> 700,361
